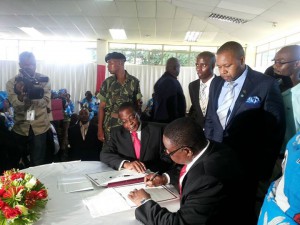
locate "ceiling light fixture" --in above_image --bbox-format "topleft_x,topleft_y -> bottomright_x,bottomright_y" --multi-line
184,31 -> 201,42
18,27 -> 44,38
208,13 -> 248,24
109,29 -> 127,40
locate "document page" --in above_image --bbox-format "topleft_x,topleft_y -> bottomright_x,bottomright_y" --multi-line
57,174 -> 94,193
85,169 -> 145,187
114,183 -> 178,207
82,183 -> 178,217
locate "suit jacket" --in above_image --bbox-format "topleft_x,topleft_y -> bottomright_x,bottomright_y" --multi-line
68,123 -> 102,161
152,72 -> 186,123
100,121 -> 173,173
188,79 -> 205,127
204,66 -> 285,180
135,141 -> 248,225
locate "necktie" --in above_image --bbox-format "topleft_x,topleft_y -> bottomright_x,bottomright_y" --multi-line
199,82 -> 208,116
217,82 -> 236,129
131,131 -> 141,159
179,164 -> 187,196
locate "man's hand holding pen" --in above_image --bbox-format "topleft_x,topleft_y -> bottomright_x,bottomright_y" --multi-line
144,172 -> 167,187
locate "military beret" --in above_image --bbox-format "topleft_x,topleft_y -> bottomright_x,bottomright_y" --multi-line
105,52 -> 126,62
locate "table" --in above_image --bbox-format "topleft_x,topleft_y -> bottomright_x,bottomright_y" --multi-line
23,161 -> 180,225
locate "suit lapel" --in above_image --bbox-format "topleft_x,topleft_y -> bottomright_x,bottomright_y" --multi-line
182,142 -> 213,193
193,81 -> 203,116
227,70 -> 253,125
139,122 -> 149,160
122,127 -> 137,158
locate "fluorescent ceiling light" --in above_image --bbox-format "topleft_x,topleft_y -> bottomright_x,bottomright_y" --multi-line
109,29 -> 127,40
208,13 -> 248,24
19,27 -> 44,38
184,31 -> 201,42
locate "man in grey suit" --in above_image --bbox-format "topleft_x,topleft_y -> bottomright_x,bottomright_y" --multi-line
204,41 -> 286,224
100,102 -> 173,174
188,51 -> 216,127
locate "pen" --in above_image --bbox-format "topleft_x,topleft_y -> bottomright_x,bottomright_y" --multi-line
150,171 -> 159,181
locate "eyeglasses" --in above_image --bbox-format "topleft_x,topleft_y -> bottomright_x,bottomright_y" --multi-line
195,63 -> 208,68
272,59 -> 299,66
164,145 -> 191,157
121,113 -> 137,124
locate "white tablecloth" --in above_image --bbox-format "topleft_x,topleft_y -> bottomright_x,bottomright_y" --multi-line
23,161 -> 180,225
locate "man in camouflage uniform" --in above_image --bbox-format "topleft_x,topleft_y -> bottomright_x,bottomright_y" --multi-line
97,52 -> 142,143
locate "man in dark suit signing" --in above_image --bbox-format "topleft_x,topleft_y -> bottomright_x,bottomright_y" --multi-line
188,51 -> 216,127
128,117 -> 248,225
100,102 -> 172,173
204,41 -> 286,224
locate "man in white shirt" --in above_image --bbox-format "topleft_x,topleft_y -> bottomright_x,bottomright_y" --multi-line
188,51 -> 216,127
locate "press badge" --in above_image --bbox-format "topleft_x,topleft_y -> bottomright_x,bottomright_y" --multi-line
26,110 -> 35,121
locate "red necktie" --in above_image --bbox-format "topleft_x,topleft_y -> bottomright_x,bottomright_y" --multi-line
131,131 -> 141,159
179,164 -> 187,196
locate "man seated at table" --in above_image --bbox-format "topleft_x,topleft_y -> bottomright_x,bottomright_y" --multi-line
100,102 -> 173,173
128,117 -> 250,225
68,107 -> 102,161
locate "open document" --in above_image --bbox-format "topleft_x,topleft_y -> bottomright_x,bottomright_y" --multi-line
82,183 -> 178,218
85,169 -> 146,187
57,174 -> 94,193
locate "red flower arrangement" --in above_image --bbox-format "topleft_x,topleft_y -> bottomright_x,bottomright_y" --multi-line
0,169 -> 48,225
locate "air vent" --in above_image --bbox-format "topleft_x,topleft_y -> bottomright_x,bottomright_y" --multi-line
208,13 -> 248,24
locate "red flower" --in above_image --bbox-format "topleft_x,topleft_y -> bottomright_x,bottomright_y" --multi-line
2,186 -> 18,199
26,191 -> 38,199
36,189 -> 48,199
0,169 -> 48,223
10,172 -> 25,181
2,205 -> 21,219
0,188 -> 5,197
0,199 -> 8,209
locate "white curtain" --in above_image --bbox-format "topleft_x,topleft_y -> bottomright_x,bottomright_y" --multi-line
116,65 -> 198,111
0,60 -> 97,113
1,60 -> 198,113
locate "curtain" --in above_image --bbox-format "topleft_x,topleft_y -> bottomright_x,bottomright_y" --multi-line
1,60 -> 198,113
118,65 -> 198,112
0,60 -> 97,113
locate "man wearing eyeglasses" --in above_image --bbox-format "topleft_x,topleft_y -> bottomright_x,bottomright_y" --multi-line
100,102 -> 173,173
269,45 -> 300,173
128,117 -> 249,225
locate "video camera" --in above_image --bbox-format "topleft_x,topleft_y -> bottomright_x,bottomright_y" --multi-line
14,68 -> 48,100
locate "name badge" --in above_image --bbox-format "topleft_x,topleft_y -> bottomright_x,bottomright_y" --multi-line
26,110 -> 35,121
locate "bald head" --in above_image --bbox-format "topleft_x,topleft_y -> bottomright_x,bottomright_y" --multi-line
276,45 -> 300,60
273,45 -> 300,80
166,57 -> 180,77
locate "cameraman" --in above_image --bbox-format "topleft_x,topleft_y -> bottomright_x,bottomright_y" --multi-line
6,51 -> 51,167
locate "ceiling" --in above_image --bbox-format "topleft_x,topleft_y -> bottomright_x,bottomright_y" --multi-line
0,0 -> 300,46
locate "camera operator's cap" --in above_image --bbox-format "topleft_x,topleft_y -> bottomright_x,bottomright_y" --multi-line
105,52 -> 126,63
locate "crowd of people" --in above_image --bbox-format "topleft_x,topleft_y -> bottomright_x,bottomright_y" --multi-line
1,42 -> 299,225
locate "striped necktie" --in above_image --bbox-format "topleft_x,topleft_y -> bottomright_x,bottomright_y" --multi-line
199,82 -> 208,115
217,82 -> 237,129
